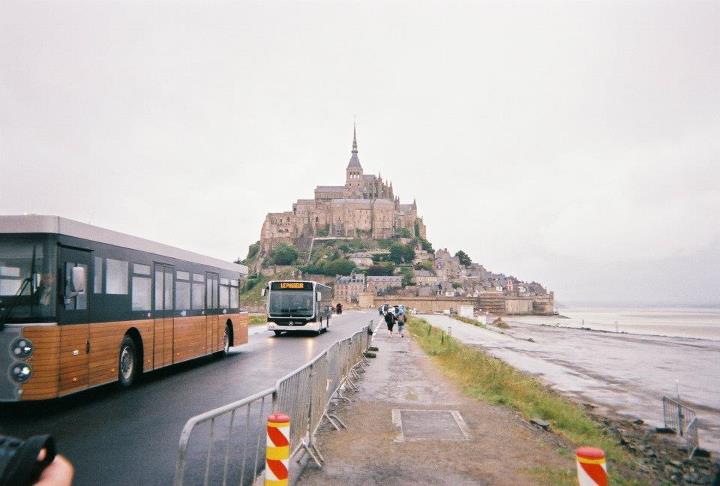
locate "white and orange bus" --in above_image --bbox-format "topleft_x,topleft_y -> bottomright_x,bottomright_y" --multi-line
0,215 -> 248,401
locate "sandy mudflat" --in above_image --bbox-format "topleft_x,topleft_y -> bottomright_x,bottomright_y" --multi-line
423,313 -> 720,454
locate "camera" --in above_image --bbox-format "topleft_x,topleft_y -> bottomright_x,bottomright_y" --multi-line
0,434 -> 55,486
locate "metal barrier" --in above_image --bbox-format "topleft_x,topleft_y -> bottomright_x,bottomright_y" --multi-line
662,396 -> 700,458
174,321 -> 374,485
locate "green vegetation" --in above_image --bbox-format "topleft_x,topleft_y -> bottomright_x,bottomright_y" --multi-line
418,237 -> 434,253
452,314 -> 487,329
414,260 -> 434,271
400,266 -> 415,286
395,227 -> 413,238
270,243 -> 299,265
248,314 -> 267,326
455,250 -> 472,267
389,242 -> 415,264
365,262 -> 396,276
302,258 -> 356,276
408,317 -> 643,486
239,274 -> 270,306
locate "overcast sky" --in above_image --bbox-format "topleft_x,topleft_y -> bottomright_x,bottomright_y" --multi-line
1,1 -> 718,305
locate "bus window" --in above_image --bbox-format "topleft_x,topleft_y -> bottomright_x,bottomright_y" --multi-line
192,274 -> 204,310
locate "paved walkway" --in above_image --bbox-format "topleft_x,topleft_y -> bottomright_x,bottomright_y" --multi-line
293,325 -> 572,485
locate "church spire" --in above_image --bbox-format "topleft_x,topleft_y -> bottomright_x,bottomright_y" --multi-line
352,122 -> 358,154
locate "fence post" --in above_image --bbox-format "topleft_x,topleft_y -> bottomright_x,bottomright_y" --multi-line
265,413 -> 290,486
576,447 -> 607,486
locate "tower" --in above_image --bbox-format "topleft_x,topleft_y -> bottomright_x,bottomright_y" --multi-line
346,123 -> 363,191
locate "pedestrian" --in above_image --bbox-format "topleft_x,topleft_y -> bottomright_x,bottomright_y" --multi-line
384,308 -> 396,336
397,308 -> 407,338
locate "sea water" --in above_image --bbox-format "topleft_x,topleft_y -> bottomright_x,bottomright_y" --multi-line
511,306 -> 720,341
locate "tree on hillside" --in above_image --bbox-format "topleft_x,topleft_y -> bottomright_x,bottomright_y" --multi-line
366,263 -> 396,276
270,243 -> 299,265
400,267 -> 415,286
455,250 -> 472,267
389,242 -> 415,264
325,258 -> 356,276
240,241 -> 261,264
418,238 -> 434,253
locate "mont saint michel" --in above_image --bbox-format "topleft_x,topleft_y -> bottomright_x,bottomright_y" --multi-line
252,126 -> 554,316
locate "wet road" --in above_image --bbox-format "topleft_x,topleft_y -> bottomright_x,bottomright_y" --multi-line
0,310 -> 375,486
422,313 -> 720,454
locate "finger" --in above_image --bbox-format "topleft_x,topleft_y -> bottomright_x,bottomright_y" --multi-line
36,448 -> 47,462
34,455 -> 74,486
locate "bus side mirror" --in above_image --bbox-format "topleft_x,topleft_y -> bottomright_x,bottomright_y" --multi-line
72,266 -> 86,293
317,292 -> 322,302
260,288 -> 266,297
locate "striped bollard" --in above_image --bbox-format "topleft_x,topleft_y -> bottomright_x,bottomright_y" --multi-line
265,413 -> 290,486
576,447 -> 607,486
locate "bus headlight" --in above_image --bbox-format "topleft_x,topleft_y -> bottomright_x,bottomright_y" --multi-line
10,337 -> 33,358
9,362 -> 32,383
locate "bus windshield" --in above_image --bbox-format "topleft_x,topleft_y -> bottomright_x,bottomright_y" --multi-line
268,290 -> 314,318
0,235 -> 56,323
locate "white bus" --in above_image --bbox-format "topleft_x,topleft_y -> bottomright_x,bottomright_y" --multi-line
262,280 -> 332,336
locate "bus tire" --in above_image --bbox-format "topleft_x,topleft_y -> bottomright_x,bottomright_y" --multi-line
118,335 -> 140,388
273,330 -> 282,336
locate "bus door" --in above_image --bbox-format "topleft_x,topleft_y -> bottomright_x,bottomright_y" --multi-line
153,263 -> 174,368
205,272 -> 219,352
57,246 -> 91,394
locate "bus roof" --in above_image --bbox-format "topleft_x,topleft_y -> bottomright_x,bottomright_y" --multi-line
0,215 -> 247,276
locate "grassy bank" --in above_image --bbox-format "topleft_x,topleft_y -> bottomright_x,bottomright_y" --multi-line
450,314 -> 487,329
249,313 -> 267,326
408,317 -> 644,486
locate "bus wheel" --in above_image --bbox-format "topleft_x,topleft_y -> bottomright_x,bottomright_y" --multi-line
118,336 -> 139,388
273,331 -> 282,336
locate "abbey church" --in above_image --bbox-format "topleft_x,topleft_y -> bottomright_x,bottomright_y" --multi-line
260,126 -> 427,253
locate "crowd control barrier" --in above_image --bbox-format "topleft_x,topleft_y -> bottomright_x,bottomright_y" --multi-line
662,396 -> 700,457
174,322 -> 375,486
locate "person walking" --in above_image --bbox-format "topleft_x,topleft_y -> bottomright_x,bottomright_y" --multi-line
384,308 -> 396,336
397,308 -> 407,338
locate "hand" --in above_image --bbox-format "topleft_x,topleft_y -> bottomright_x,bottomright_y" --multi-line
34,452 -> 74,486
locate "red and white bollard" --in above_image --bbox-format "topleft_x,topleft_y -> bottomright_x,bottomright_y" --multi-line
265,413 -> 290,486
576,447 -> 607,486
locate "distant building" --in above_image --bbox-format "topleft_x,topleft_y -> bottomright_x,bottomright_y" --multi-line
334,273 -> 365,303
367,275 -> 402,293
414,269 -> 439,287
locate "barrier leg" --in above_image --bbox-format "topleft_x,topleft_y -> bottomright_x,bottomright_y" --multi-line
576,447 -> 607,486
265,413 -> 290,486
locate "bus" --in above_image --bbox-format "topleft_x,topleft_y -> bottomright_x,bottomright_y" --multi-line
0,215 -> 249,401
262,280 -> 332,336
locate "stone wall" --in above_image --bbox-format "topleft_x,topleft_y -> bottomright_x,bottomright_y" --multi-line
505,298 -> 534,314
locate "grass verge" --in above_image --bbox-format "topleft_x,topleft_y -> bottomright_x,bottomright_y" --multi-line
248,313 -> 267,326
450,314 -> 488,329
408,317 -> 645,486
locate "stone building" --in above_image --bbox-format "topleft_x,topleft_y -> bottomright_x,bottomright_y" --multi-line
367,275 -> 403,293
334,273 -> 365,303
260,126 -> 427,253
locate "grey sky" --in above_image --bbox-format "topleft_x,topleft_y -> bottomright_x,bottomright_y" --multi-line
1,1 -> 718,305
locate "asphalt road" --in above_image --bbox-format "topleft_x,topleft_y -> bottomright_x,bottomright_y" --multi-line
0,310 -> 375,486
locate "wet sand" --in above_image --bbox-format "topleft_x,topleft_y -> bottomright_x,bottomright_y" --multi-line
422,314 -> 720,454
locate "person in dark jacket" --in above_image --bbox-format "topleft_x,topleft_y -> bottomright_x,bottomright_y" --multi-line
384,308 -> 396,336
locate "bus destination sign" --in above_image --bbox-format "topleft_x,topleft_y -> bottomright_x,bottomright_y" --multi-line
271,281 -> 313,291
